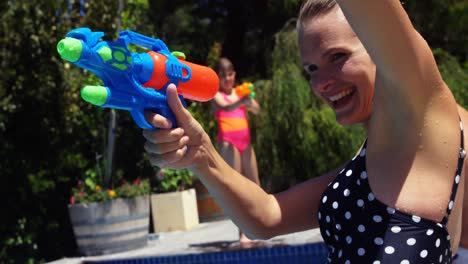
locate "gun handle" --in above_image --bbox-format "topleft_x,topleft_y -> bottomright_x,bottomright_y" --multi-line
131,95 -> 186,130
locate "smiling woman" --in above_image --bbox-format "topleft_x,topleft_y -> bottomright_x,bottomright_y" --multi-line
295,1 -> 464,263
140,0 -> 466,263
298,5 -> 375,126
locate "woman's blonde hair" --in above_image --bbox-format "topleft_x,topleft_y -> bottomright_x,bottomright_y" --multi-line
297,0 -> 337,29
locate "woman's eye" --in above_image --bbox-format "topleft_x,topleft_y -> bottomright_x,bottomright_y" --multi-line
332,52 -> 346,62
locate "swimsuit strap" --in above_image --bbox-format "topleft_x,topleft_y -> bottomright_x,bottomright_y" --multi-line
441,117 -> 465,225
220,91 -> 232,103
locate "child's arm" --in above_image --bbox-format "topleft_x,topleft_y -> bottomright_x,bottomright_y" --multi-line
212,92 -> 249,112
245,98 -> 260,115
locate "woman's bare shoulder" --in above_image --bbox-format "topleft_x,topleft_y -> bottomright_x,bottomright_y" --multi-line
458,104 -> 468,118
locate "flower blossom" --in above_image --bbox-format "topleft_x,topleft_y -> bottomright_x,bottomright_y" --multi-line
108,189 -> 116,198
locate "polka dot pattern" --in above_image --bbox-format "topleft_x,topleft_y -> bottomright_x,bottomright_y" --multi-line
317,129 -> 465,263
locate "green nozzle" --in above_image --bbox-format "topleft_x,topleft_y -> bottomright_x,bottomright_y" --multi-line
171,51 -> 186,60
57,38 -> 83,62
80,85 -> 108,106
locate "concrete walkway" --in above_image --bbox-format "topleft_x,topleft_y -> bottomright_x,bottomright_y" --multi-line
48,219 -> 324,264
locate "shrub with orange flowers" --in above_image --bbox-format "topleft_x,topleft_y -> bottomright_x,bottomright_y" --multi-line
69,169 -> 150,205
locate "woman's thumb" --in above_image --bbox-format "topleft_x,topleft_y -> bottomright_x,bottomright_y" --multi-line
166,84 -> 191,123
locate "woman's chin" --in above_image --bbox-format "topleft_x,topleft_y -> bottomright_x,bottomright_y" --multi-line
335,113 -> 370,126
336,117 -> 354,126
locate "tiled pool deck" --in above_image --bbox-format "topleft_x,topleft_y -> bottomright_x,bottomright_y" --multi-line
48,219 -> 324,264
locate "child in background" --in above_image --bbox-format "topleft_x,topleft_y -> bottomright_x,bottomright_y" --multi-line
212,57 -> 261,246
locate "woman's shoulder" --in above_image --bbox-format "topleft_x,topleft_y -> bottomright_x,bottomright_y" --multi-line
458,104 -> 468,121
366,98 -> 463,222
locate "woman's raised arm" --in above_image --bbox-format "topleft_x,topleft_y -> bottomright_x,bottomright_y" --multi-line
336,0 -> 444,96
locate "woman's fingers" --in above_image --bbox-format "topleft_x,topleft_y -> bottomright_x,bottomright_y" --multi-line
144,136 -> 189,154
142,127 -> 185,144
148,146 -> 188,168
143,131 -> 189,168
142,84 -> 208,169
145,112 -> 172,129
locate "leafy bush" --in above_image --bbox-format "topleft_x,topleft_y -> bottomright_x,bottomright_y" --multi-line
434,48 -> 468,107
0,218 -> 38,264
153,168 -> 196,193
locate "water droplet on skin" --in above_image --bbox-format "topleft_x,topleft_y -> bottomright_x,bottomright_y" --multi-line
419,132 -> 423,137
419,145 -> 424,150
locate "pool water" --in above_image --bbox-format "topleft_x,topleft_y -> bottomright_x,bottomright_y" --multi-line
83,242 -> 329,264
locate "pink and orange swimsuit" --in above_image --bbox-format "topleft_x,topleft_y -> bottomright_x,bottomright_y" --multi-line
214,92 -> 251,153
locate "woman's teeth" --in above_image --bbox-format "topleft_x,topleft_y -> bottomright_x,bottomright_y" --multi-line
329,89 -> 352,102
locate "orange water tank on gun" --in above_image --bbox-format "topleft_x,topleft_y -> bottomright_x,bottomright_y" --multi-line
139,51 -> 219,102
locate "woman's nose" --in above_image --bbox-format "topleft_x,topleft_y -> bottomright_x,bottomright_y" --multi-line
312,71 -> 334,93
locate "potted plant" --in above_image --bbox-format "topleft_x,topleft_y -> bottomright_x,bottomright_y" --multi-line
68,168 -> 151,256
192,179 -> 226,222
150,168 -> 199,233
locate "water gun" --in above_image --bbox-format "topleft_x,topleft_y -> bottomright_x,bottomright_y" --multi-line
234,82 -> 255,98
56,27 -> 219,129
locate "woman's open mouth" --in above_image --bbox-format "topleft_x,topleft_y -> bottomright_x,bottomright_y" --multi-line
328,88 -> 356,110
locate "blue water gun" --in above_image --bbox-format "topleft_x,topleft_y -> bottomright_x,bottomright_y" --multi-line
57,27 -> 219,129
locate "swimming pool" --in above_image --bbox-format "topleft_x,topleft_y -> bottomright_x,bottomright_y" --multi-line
83,242 -> 329,264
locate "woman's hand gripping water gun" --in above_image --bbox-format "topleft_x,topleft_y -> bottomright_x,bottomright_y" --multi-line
142,84 -> 213,170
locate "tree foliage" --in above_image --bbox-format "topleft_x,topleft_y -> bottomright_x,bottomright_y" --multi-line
0,0 -> 153,262
434,48 -> 468,107
403,0 -> 468,63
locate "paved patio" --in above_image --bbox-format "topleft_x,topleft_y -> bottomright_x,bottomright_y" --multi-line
48,218 -> 324,264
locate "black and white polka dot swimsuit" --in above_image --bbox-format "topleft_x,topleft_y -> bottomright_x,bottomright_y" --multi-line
318,120 -> 465,264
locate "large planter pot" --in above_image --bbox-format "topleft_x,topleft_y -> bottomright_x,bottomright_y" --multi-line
193,180 -> 225,222
151,188 -> 199,233
68,195 -> 150,256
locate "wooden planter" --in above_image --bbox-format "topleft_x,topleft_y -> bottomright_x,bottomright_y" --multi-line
193,180 -> 225,222
150,188 -> 199,233
68,195 -> 150,256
